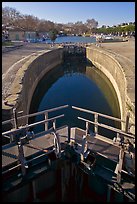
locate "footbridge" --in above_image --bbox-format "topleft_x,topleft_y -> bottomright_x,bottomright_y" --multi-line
62,43 -> 86,57
2,105 -> 135,202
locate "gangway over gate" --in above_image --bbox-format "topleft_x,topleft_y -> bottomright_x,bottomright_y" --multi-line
2,105 -> 135,202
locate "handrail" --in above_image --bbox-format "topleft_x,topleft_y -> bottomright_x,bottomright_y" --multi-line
72,105 -> 135,136
2,118 -> 14,126
2,105 -> 135,139
78,116 -> 135,139
2,104 -> 69,125
72,105 -> 125,123
2,114 -> 64,136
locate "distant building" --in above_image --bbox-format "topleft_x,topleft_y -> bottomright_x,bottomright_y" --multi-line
8,30 -> 25,41
25,31 -> 37,41
2,24 -> 37,41
8,29 -> 37,42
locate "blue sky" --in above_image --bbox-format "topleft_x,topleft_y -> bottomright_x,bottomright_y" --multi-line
2,2 -> 135,27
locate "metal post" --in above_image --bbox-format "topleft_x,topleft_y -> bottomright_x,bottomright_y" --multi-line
117,148 -> 124,184
125,112 -> 130,133
81,135 -> 88,155
53,132 -> 61,158
94,113 -> 98,135
17,141 -> 26,176
13,108 -> 18,129
53,119 -> 56,130
44,112 -> 48,131
10,134 -> 14,143
107,185 -> 111,202
86,121 -> 89,137
61,167 -> 65,201
68,126 -> 71,143
32,180 -> 37,201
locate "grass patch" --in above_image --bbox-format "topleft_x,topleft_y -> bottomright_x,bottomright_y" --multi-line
2,41 -> 14,46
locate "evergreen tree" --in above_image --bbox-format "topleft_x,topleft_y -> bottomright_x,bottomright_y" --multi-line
48,29 -> 58,44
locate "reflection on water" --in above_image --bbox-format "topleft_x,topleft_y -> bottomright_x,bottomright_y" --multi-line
29,56 -> 121,139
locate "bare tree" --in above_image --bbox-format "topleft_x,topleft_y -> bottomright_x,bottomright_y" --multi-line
2,6 -> 22,26
2,6 -> 101,36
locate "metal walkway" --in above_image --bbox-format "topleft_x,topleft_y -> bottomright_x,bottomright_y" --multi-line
2,105 -> 135,200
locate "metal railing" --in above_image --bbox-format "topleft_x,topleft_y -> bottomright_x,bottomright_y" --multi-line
2,105 -> 69,176
2,104 -> 135,141
2,105 -> 70,146
72,106 -> 135,139
2,114 -> 64,137
2,104 -> 69,129
2,105 -> 135,178
71,106 -> 135,184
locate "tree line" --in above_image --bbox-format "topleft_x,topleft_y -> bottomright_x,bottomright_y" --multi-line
97,24 -> 135,35
2,6 -> 135,36
2,6 -> 98,35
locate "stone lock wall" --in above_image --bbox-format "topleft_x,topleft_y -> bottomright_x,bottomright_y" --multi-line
86,46 -> 135,132
2,48 -> 63,128
2,46 -> 134,133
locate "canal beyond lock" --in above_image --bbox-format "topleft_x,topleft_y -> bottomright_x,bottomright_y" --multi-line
29,55 -> 121,139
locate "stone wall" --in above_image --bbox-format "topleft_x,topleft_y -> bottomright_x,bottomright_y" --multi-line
2,45 -> 134,134
2,48 -> 63,129
86,46 -> 135,132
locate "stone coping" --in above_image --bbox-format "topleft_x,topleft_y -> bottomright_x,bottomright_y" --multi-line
2,50 -> 51,110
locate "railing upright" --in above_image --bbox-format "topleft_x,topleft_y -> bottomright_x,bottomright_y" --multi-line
117,147 -> 125,183
94,113 -> 98,135
13,108 -> 18,129
17,140 -> 27,176
44,112 -> 48,131
53,119 -> 56,130
85,121 -> 89,137
125,112 -> 130,133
